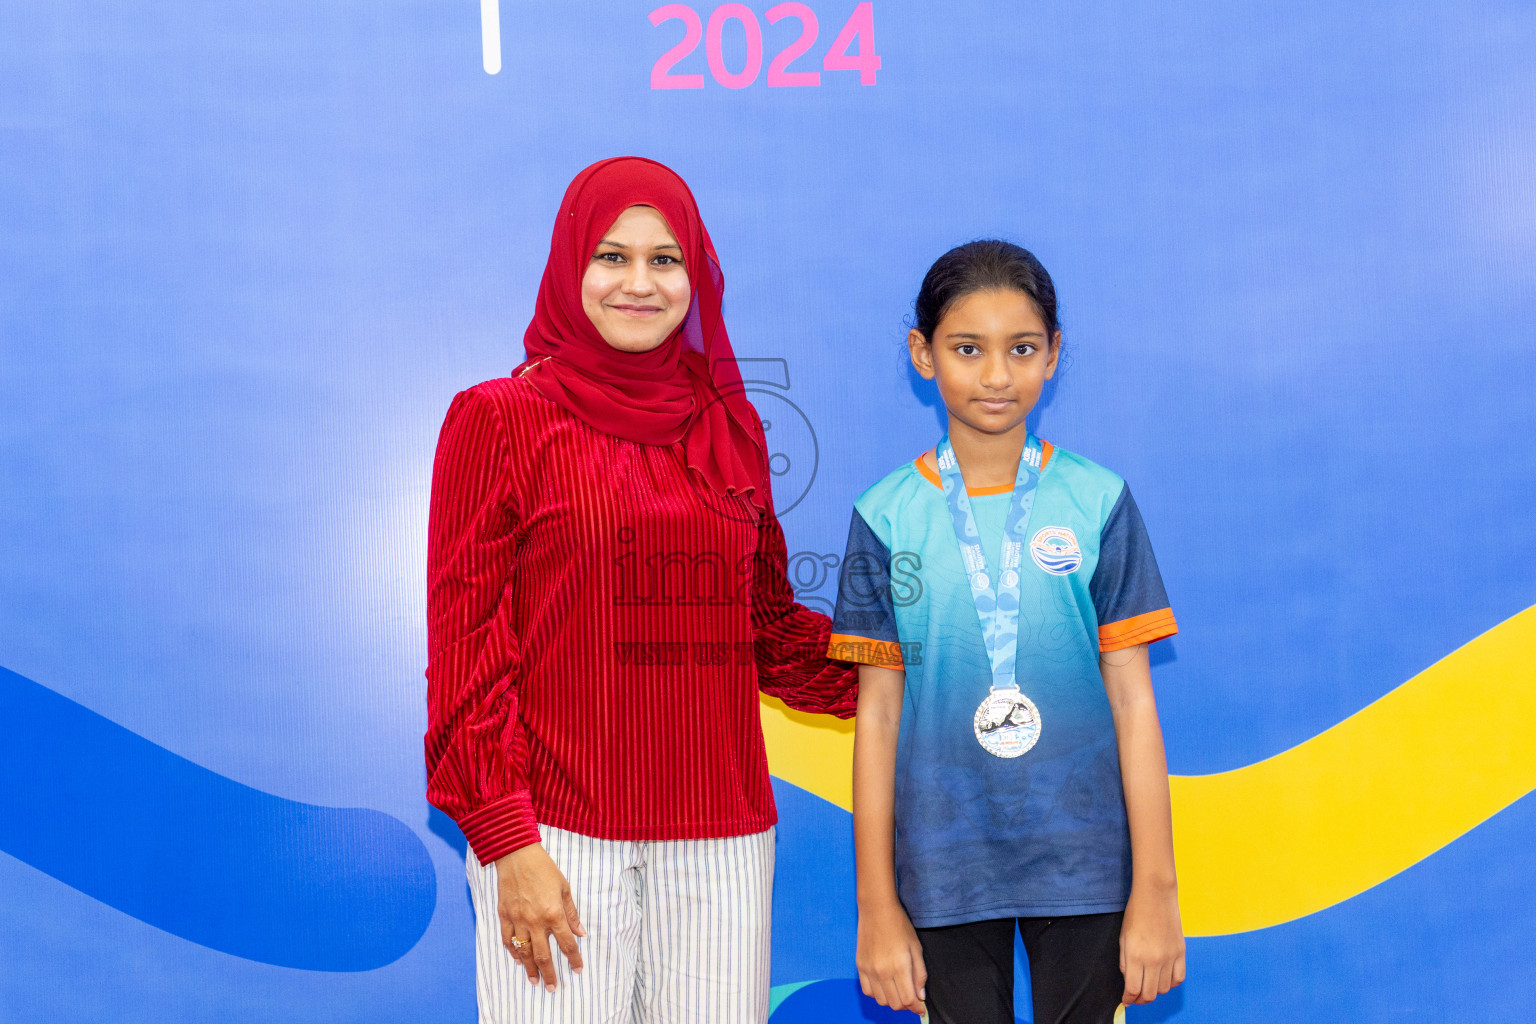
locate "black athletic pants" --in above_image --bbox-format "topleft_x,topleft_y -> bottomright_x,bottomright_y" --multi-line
916,912 -> 1124,1024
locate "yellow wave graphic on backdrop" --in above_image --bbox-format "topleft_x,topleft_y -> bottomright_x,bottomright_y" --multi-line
760,605 -> 1536,937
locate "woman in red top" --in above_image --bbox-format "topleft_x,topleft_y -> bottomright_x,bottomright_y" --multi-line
425,157 -> 857,1023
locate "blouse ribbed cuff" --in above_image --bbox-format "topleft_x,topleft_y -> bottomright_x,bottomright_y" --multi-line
459,791 -> 541,864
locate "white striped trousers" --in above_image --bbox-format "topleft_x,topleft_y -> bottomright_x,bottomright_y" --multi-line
467,824 -> 775,1024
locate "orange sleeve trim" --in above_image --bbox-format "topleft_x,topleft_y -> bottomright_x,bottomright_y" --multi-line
915,440 -> 1053,496
1098,608 -> 1178,652
827,632 -> 906,668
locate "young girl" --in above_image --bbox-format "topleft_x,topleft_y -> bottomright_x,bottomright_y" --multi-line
829,241 -> 1186,1024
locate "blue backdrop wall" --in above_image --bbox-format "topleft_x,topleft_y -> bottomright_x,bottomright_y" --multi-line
3,1 -> 1534,1021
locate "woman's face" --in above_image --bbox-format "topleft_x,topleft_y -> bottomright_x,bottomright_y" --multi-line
581,205 -> 692,353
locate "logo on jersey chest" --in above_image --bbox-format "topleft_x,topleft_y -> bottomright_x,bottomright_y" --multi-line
1029,526 -> 1082,575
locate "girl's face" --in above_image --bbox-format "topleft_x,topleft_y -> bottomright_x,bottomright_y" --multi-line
909,288 -> 1060,438
581,205 -> 692,353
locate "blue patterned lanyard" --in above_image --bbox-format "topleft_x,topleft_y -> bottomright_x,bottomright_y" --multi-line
934,433 -> 1044,694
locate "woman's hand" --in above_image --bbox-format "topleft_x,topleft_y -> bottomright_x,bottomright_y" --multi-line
494,843 -> 586,991
856,899 -> 928,1017
1119,879 -> 1185,1005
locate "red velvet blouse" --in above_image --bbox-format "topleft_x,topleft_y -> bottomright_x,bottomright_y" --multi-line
424,375 -> 857,863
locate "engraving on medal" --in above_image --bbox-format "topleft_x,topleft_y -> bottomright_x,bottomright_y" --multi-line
973,690 -> 1042,758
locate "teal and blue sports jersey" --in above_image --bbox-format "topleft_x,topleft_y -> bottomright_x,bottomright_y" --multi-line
829,440 -> 1178,927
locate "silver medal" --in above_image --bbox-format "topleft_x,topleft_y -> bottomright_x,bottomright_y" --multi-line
973,690 -> 1042,758
936,434 -> 1048,761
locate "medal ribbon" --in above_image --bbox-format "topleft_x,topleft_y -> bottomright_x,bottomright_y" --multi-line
934,433 -> 1044,694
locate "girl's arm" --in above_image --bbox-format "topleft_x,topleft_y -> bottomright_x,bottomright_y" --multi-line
1101,642 -> 1186,1006
853,664 -> 926,1017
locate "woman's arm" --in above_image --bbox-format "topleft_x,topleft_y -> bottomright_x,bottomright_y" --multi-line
853,664 -> 926,1017
425,388 -> 537,857
426,388 -> 582,990
749,500 -> 859,717
1101,642 -> 1186,1006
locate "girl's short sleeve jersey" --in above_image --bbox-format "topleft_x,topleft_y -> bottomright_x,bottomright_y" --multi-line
829,441 -> 1177,927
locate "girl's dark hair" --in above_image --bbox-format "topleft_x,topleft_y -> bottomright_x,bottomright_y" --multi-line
912,240 -> 1059,342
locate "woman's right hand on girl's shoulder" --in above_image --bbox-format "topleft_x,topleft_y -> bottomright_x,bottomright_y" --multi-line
856,899 -> 928,1017
494,843 -> 586,991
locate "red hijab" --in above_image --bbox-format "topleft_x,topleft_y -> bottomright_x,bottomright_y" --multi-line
516,157 -> 768,512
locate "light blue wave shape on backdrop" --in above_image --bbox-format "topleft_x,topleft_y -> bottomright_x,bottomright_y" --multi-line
0,666 -> 436,972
